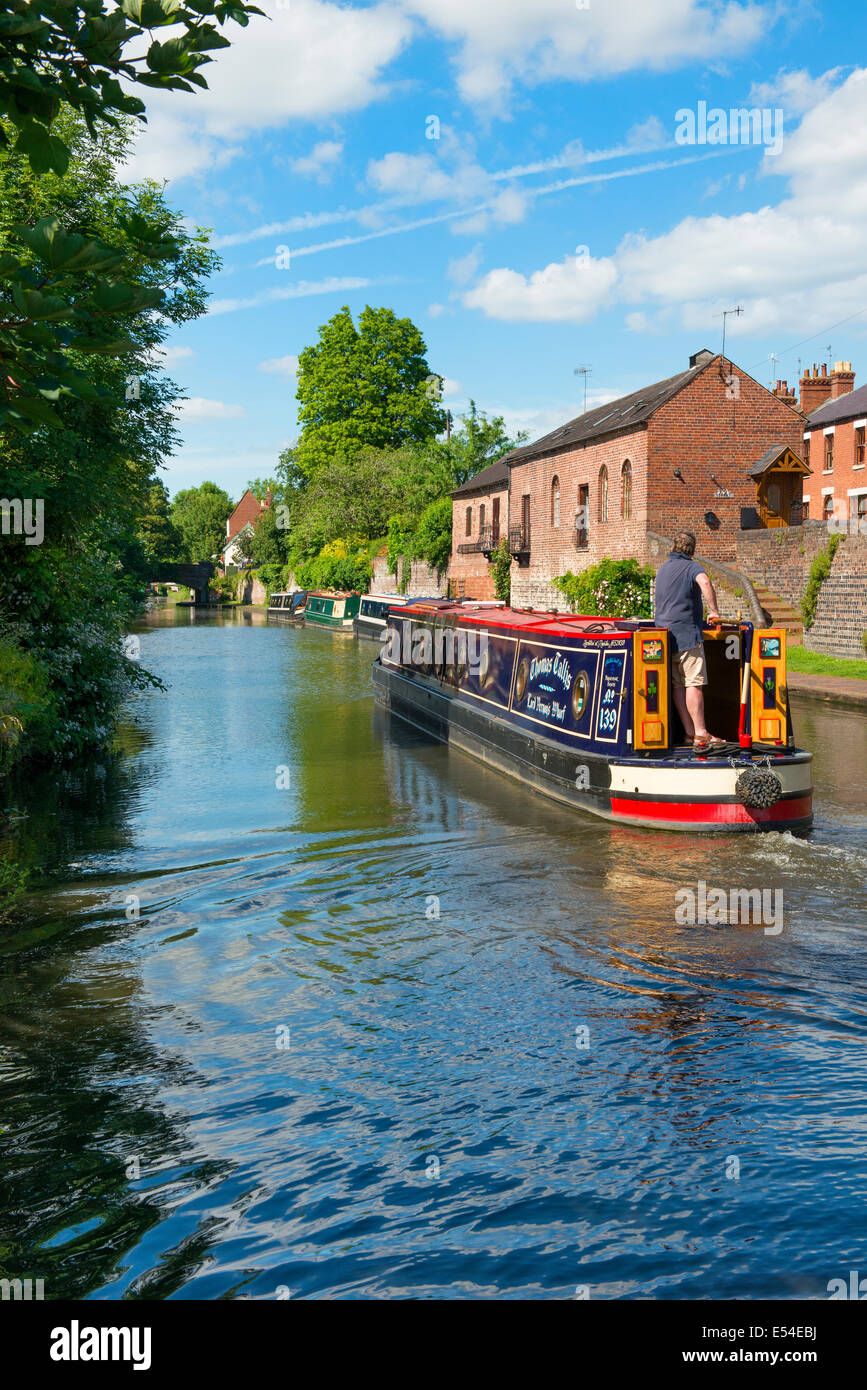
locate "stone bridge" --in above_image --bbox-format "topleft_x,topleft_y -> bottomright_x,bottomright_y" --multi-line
149,562 -> 215,606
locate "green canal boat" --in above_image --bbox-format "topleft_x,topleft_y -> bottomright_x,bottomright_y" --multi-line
303,590 -> 361,631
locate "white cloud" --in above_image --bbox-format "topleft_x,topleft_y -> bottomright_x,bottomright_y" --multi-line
447,244 -> 484,285
289,140 -> 345,181
464,68 -> 867,342
397,0 -> 768,111
749,66 -> 845,117
122,0 -> 412,183
463,252 -> 618,322
258,354 -> 300,376
428,302 -> 448,317
440,377 -> 463,397
209,275 -> 372,316
178,398 -> 247,421
161,345 -> 196,364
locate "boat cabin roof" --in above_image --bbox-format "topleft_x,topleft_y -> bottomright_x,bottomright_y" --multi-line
395,601 -> 656,640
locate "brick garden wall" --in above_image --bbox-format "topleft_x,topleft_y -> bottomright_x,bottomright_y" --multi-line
736,525 -> 867,658
736,525 -> 828,607
807,534 -> 867,659
371,552 -> 447,598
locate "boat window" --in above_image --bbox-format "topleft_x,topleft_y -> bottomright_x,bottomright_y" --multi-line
479,644 -> 491,686
515,657 -> 529,703
572,670 -> 589,720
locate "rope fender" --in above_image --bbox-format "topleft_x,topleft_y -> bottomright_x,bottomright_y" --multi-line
735,768 -> 783,809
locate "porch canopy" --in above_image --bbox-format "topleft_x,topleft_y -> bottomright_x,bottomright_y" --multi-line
746,444 -> 811,527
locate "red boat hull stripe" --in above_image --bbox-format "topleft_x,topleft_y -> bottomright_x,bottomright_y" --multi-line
609,795 -> 812,825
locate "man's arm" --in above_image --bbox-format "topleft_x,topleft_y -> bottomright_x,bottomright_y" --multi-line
696,571 -> 721,623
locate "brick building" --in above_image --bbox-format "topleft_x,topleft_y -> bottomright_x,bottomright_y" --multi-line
800,364 -> 867,527
455,349 -> 805,610
219,487 -> 269,570
450,458 -> 509,599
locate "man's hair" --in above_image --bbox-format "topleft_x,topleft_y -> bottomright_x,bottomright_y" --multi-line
672,530 -> 697,556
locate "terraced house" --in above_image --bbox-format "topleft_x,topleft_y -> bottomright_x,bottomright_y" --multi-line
450,350 -> 807,609
800,363 -> 867,528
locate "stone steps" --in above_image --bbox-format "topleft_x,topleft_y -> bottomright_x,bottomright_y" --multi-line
750,584 -> 804,643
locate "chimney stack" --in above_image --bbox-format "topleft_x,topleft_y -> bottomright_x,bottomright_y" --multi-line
799,363 -> 833,415
772,379 -> 798,409
830,360 -> 855,400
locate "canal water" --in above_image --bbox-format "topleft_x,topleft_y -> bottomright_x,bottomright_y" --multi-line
1,605 -> 866,1300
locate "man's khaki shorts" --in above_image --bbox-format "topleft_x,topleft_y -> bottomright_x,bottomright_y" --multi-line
672,643 -> 707,688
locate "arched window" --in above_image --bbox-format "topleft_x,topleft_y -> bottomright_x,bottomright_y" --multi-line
822,494 -> 834,521
465,506 -> 472,536
598,465 -> 608,523
621,459 -> 632,519
551,475 -> 561,528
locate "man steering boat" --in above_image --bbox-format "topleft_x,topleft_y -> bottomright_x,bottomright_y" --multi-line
653,530 -> 725,751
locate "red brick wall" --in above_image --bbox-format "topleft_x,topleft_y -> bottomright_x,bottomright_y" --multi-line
509,429 -> 650,609
803,416 -> 867,523
647,363 -> 805,561
449,486 -> 508,600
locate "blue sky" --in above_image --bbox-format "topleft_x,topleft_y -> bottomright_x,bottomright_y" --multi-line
123,1 -> 867,502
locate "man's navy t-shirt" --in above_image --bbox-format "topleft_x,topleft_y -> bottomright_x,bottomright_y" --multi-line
653,550 -> 706,652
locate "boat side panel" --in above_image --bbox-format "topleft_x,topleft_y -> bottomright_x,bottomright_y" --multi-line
372,661 -> 812,833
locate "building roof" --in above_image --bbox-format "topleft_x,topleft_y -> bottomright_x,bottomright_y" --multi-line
807,381 -> 867,429
747,444 -> 810,479
227,487 -> 266,540
499,357 -> 721,468
451,456 -> 510,498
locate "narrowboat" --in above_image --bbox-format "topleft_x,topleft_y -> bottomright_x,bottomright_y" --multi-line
372,603 -> 813,833
355,593 -> 412,641
304,590 -> 361,632
267,590 -> 307,619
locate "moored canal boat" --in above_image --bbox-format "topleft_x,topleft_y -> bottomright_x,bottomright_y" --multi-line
372,602 -> 813,833
354,593 -> 411,640
304,590 -> 361,632
267,590 -> 307,619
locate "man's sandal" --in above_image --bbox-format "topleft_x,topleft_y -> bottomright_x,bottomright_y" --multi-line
693,734 -> 726,750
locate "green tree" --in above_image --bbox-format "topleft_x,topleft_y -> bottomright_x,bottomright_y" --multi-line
295,304 -> 445,477
247,505 -> 288,567
0,0 -> 261,432
0,0 -> 262,176
137,480 -> 180,565
247,475 -> 279,503
0,109 -> 219,772
170,481 -> 233,563
441,400 -> 526,487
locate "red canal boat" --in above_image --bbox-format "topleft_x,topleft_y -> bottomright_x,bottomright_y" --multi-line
371,602 -> 813,833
